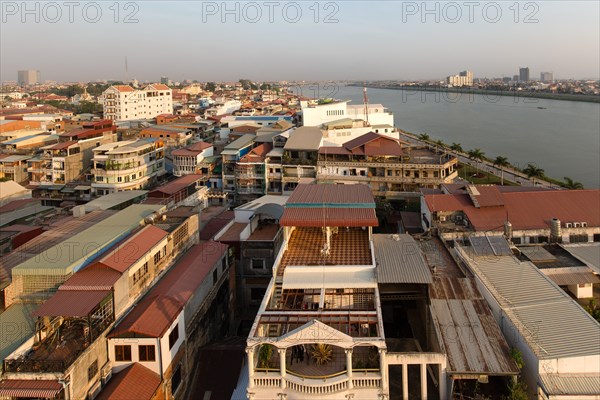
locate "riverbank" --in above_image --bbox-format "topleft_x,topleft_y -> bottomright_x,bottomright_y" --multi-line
348,84 -> 600,104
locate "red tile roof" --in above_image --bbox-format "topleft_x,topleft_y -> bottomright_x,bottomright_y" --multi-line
96,363 -> 160,400
467,185 -> 505,208
199,213 -> 234,241
109,241 -> 228,338
45,140 -> 78,150
112,85 -> 135,92
341,132 -> 405,156
0,380 -> 62,398
32,290 -> 111,317
99,225 -> 168,273
239,143 -> 272,163
0,199 -> 38,213
232,125 -> 260,134
425,189 -> 600,231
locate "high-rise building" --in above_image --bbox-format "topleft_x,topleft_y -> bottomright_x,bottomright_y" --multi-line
446,70 -> 473,87
101,84 -> 173,121
17,70 -> 41,86
540,72 -> 554,83
519,67 -> 530,82
160,76 -> 171,85
512,75 -> 519,82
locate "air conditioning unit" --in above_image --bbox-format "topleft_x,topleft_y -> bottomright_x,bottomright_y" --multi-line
88,381 -> 101,400
101,368 -> 112,386
439,216 -> 447,222
565,222 -> 573,228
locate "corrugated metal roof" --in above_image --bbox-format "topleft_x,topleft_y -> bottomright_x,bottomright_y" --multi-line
467,236 -> 513,257
538,374 -> 600,396
32,290 -> 110,317
283,126 -> 323,151
0,380 -> 62,398
0,304 -> 36,360
518,246 -> 557,262
286,183 -> 375,206
58,263 -> 121,290
562,243 -> 600,274
99,225 -> 168,273
462,249 -> 600,360
373,234 -> 433,284
83,190 -> 148,212
224,134 -> 255,150
149,174 -> 203,196
541,266 -> 600,286
282,265 -> 377,289
12,204 -> 162,276
431,299 -> 519,375
109,241 -> 227,338
280,208 -> 378,227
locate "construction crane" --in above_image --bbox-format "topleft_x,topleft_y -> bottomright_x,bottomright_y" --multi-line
363,85 -> 370,127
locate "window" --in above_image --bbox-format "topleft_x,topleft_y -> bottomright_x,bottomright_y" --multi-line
171,364 -> 182,395
221,259 -> 227,273
162,245 -> 167,257
139,345 -> 156,362
169,324 -> 179,349
88,360 -> 98,381
115,345 -> 132,361
251,287 -> 266,301
213,269 -> 218,285
132,262 -> 149,284
154,251 -> 161,264
251,258 -> 265,270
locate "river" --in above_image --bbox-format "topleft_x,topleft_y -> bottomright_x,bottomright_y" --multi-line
307,85 -> 600,188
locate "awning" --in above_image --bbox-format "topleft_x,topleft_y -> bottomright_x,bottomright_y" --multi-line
0,379 -> 62,398
282,265 -> 377,289
74,186 -> 91,191
32,290 -> 110,317
280,208 -> 378,227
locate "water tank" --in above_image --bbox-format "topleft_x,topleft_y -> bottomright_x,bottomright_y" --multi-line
550,218 -> 561,241
504,220 -> 512,240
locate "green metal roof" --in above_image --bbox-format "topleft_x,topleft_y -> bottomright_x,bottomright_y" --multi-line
0,304 -> 36,360
12,204 -> 163,277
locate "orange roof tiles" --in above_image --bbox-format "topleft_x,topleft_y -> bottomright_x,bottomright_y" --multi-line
109,241 -> 228,338
112,85 -> 135,92
149,174 -> 204,196
96,363 -> 160,400
239,143 -> 272,163
287,183 -> 375,205
281,208 -> 378,227
99,225 -> 168,273
171,141 -> 212,156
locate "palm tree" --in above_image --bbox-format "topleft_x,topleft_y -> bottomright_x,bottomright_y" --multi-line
450,142 -> 463,153
524,164 -> 545,186
418,133 -> 430,142
493,156 -> 510,185
467,148 -> 485,175
563,176 -> 584,190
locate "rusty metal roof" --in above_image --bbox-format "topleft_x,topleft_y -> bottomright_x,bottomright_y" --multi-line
99,225 -> 168,273
373,234 -> 433,284
32,290 -> 111,317
430,277 -> 519,376
109,241 -> 227,338
541,267 -> 600,286
58,263 -> 121,291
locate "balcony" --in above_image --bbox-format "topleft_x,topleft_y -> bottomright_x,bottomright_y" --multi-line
237,186 -> 264,194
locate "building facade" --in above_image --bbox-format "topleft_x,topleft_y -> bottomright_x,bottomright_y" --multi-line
101,84 -> 173,121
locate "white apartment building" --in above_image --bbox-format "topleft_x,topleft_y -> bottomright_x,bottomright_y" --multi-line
204,99 -> 242,117
91,138 -> 166,195
301,100 -> 394,127
446,70 -> 474,87
101,84 -> 173,121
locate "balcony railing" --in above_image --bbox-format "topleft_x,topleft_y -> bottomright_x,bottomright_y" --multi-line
252,372 -> 381,394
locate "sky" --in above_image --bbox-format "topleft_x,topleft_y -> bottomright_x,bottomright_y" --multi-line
1,1 -> 599,82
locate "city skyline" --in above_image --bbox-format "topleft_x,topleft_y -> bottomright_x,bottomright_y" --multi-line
1,1 -> 599,82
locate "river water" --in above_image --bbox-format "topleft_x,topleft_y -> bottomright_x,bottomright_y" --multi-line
313,85 -> 600,188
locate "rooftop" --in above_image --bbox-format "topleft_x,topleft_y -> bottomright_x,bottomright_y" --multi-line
373,234 -> 433,284
284,126 -> 323,151
83,190 -> 148,212
459,245 -> 600,360
97,363 -> 161,400
11,204 -> 162,277
109,241 -> 228,338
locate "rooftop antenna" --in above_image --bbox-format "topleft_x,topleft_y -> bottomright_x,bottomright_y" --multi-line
125,56 -> 129,84
363,84 -> 370,127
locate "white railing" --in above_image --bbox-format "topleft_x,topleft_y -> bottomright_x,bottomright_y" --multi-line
352,375 -> 381,388
253,376 -> 281,388
285,377 -> 348,395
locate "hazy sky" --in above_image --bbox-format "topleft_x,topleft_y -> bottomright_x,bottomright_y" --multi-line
1,1 -> 599,82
